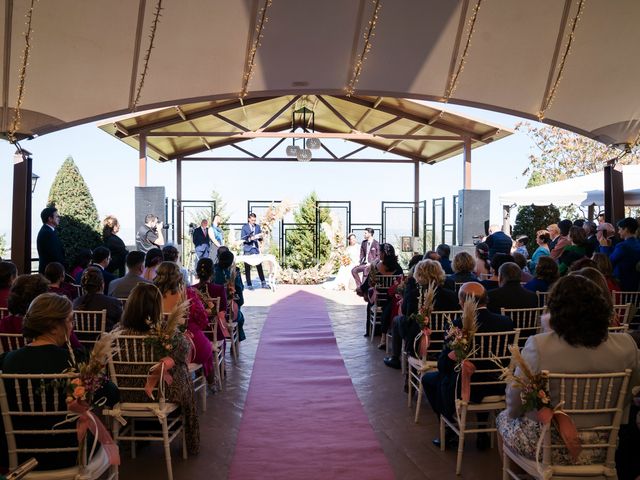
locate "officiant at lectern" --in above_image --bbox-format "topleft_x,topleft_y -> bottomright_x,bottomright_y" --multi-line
240,213 -> 267,290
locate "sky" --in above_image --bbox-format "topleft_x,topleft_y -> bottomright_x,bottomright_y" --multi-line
0,101 -> 537,252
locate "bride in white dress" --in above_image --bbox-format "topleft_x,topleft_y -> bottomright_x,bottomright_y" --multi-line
324,233 -> 361,290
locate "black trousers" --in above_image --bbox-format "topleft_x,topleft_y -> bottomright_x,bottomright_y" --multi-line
244,263 -> 265,286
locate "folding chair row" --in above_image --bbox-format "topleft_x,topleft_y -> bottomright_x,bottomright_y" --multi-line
367,274 -> 403,342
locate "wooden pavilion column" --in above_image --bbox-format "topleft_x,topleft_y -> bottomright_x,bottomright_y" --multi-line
138,132 -> 147,186
604,164 -> 624,224
176,157 -> 182,245
413,161 -> 420,238
10,150 -> 33,274
462,136 -> 472,189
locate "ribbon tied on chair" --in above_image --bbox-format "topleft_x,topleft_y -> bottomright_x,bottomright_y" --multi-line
144,356 -> 175,401
535,401 -> 582,469
449,351 -> 476,402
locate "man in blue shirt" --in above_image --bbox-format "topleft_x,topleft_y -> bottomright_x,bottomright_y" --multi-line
599,217 -> 640,291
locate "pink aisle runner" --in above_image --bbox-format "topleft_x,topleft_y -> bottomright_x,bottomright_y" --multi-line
229,290 -> 395,479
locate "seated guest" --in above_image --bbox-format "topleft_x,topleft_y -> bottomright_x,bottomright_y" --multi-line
550,219 -> 573,260
0,274 -> 50,334
0,261 -> 17,308
192,257 -> 228,340
0,293 -> 118,471
480,253 -> 514,291
566,257 -> 597,273
473,242 -> 491,278
214,248 -> 246,342
76,246 -> 115,294
513,235 -> 529,259
487,262 -> 538,313
528,230 -> 551,272
497,276 -> 639,465
383,259 -> 458,369
568,267 -> 613,317
446,251 -> 478,289
114,283 -> 199,454
69,248 -> 92,283
558,225 -> 588,274
385,254 -> 423,348
108,251 -> 151,298
143,247 -> 163,281
73,266 -> 123,331
599,217 -> 640,291
524,256 -> 559,294
154,262 -> 213,382
591,252 -> 620,292
547,223 -> 561,251
436,244 -> 453,274
512,252 -> 533,283
583,220 -> 599,257
44,262 -> 77,300
423,282 -> 514,448
162,244 -> 191,287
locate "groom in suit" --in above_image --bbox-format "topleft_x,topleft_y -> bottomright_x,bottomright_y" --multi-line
192,218 -> 212,261
241,213 -> 266,290
351,227 -> 380,288
37,206 -> 66,274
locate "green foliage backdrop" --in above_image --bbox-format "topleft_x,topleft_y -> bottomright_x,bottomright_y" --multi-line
512,205 -> 561,256
47,157 -> 101,266
284,192 -> 331,269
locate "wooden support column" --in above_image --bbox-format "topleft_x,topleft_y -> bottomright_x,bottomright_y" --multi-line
139,132 -> 148,186
176,157 -> 182,245
462,136 -> 472,189
604,165 -> 624,224
413,161 -> 420,238
10,151 -> 33,274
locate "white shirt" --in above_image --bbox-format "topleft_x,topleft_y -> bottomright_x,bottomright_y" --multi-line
365,240 -> 372,262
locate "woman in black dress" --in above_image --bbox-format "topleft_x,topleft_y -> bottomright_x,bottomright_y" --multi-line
103,215 -> 128,277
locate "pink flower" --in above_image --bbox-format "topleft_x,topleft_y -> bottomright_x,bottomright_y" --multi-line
73,386 -> 86,399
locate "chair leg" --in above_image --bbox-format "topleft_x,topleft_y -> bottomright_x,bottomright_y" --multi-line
439,416 -> 446,452
131,419 -> 136,459
161,417 -> 174,480
407,369 -> 413,408
502,449 -> 510,480
385,333 -> 391,354
201,371 -> 207,411
369,317 -> 375,343
414,384 -> 423,423
181,414 -> 187,460
456,409 -> 468,475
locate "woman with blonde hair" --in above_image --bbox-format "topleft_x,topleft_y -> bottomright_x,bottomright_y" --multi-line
447,251 -> 478,286
102,215 -> 128,277
154,262 -> 214,383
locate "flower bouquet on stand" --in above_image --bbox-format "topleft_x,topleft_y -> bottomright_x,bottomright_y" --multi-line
62,330 -> 122,469
445,296 -> 478,402
410,281 -> 436,361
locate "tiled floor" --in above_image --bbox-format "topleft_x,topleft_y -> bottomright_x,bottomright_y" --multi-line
121,285 -> 503,479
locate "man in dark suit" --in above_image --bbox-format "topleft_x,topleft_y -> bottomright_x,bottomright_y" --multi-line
77,246 -> 115,294
422,282 -> 514,448
485,225 -> 512,261
37,207 -> 66,274
240,213 -> 266,290
192,218 -> 212,262
351,227 -> 380,288
487,262 -> 538,313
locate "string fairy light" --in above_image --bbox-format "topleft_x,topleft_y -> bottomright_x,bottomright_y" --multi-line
537,0 -> 586,121
239,0 -> 272,99
8,0 -> 37,143
132,0 -> 163,112
346,0 -> 382,97
443,0 -> 482,103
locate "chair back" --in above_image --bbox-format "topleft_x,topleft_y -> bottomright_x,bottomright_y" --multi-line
536,290 -> 550,307
108,334 -> 165,403
613,303 -> 632,328
0,372 -> 80,471
539,369 -> 632,472
371,274 -> 403,302
0,333 -> 27,353
0,307 -> 8,320
203,298 -> 221,342
73,309 -> 107,350
418,310 -> 462,360
612,291 -> 640,328
466,330 -> 520,392
500,307 -> 544,347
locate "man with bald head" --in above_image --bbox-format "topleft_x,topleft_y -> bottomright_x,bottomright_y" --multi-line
422,281 -> 514,449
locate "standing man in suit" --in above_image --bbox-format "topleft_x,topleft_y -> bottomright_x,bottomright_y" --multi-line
37,207 -> 65,274
240,213 -> 266,290
192,218 -> 212,262
351,227 -> 380,288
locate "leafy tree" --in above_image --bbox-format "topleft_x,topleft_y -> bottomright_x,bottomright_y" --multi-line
512,205 -> 561,256
47,156 -> 101,266
284,192 -> 331,270
518,122 -> 640,187
0,233 -> 6,258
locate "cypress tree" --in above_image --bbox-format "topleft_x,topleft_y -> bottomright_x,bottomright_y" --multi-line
47,156 -> 102,267
284,192 -> 331,270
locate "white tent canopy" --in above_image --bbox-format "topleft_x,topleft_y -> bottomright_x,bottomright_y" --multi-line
499,165 -> 640,207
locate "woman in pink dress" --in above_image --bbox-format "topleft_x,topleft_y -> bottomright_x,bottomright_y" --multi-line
192,258 -> 228,340
154,261 -> 214,383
